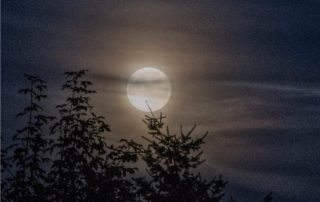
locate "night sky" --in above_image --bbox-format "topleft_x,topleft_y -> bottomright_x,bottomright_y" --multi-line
2,1 -> 320,201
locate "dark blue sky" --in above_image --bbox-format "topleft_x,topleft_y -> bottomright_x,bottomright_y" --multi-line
2,1 -> 320,201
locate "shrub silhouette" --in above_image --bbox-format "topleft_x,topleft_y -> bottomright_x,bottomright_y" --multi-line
1,70 -> 273,202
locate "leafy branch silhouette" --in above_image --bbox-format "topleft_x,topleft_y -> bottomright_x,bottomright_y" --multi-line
2,74 -> 54,202
48,70 -> 137,202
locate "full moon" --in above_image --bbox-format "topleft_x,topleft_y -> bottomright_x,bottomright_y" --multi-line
127,67 -> 171,112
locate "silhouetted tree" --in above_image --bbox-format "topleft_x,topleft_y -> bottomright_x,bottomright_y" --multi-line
91,139 -> 138,202
264,192 -> 272,202
48,70 -> 138,202
133,112 -> 227,202
2,74 -> 53,202
1,70 -> 275,202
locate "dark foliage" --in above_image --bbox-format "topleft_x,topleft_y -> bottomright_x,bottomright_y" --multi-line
48,70 -> 137,202
2,74 -> 54,202
130,112 -> 227,202
1,70 -> 273,202
264,192 -> 273,202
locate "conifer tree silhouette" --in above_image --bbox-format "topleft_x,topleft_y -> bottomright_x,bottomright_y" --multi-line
48,70 -> 138,202
133,111 -> 227,202
2,74 -> 53,202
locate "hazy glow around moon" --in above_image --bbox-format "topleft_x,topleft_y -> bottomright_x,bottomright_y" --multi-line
127,67 -> 171,112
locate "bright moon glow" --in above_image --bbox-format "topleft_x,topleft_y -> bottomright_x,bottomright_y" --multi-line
127,67 -> 171,112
